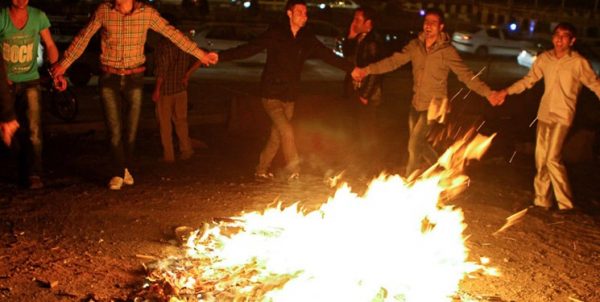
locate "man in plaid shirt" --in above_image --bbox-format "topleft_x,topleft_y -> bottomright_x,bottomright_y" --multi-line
51,0 -> 217,190
152,15 -> 203,163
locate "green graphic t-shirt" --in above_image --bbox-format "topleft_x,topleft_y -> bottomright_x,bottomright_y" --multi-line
0,7 -> 50,82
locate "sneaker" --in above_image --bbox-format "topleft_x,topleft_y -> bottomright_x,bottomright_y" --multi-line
108,176 -> 124,190
288,172 -> 300,182
254,172 -> 274,180
123,168 -> 134,185
28,176 -> 44,190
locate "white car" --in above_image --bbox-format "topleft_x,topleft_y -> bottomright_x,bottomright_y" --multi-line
452,25 -> 537,57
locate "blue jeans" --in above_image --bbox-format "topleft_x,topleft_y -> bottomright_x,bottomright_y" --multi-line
406,108 -> 438,175
99,72 -> 143,176
12,80 -> 43,178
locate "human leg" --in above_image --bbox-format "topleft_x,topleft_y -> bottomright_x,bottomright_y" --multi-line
172,91 -> 193,159
156,93 -> 176,162
406,109 -> 438,176
533,122 -> 552,208
545,122 -> 573,210
99,73 -> 125,188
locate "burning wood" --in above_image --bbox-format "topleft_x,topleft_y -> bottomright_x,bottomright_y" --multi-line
132,132 -> 500,302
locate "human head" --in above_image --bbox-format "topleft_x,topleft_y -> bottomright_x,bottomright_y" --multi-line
423,8 -> 445,39
552,22 -> 576,54
351,6 -> 376,35
286,0 -> 308,30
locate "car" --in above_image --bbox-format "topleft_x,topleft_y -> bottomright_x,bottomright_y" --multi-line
192,21 -> 343,63
517,40 -> 600,74
451,24 -> 538,57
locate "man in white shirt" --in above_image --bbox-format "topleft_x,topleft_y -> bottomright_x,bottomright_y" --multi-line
497,23 -> 600,211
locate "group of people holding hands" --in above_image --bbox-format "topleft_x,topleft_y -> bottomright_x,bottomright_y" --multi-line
2,0 -> 599,212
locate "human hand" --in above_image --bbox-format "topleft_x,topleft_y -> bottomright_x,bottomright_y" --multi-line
351,67 -> 366,81
152,89 -> 160,103
50,63 -> 66,78
201,52 -> 218,66
53,75 -> 68,92
488,89 -> 507,106
359,97 -> 368,105
0,119 -> 19,146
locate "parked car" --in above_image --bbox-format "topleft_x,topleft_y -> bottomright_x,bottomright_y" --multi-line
451,25 -> 538,57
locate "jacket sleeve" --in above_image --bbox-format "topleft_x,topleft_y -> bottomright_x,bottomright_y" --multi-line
364,40 -> 412,75
309,35 -> 354,73
218,27 -> 272,62
359,36 -> 385,100
506,53 -> 545,95
446,47 -> 492,98
0,56 -> 14,122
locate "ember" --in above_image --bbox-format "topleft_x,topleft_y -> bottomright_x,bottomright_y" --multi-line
134,133 -> 500,302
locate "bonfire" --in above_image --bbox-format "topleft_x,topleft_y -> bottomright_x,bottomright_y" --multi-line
133,131 -> 500,302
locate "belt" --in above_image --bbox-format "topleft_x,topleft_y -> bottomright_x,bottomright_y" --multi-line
101,65 -> 146,76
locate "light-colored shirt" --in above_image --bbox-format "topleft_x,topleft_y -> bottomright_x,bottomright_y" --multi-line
0,6 -> 49,82
507,50 -> 600,126
365,32 -> 492,111
59,2 -> 204,70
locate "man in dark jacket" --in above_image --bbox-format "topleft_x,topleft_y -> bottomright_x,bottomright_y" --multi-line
342,6 -> 386,168
217,0 -> 354,181
0,56 -> 17,147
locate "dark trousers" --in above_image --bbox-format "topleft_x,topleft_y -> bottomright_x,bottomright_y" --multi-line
12,80 -> 43,179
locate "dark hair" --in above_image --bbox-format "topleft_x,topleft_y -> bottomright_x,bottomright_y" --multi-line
356,6 -> 377,27
285,0 -> 306,11
425,8 -> 445,24
553,22 -> 577,38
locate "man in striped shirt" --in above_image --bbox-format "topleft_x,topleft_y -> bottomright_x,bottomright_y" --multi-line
51,0 -> 217,190
152,15 -> 203,163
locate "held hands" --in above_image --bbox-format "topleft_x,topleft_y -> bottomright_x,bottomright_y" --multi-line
488,89 -> 508,106
200,52 -> 219,66
0,119 -> 19,146
351,67 -> 367,82
50,63 -> 68,91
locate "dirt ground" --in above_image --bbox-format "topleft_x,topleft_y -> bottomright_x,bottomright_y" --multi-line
1,93 -> 599,302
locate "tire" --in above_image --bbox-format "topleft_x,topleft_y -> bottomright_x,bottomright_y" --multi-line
51,88 -> 78,122
68,63 -> 92,87
475,46 -> 488,57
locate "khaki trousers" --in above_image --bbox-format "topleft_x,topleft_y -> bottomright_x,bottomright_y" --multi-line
155,91 -> 193,161
534,121 -> 574,209
256,98 -> 300,174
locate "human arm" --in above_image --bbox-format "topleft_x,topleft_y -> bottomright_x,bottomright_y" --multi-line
445,47 -> 494,102
152,76 -> 163,103
40,28 -> 59,64
149,11 -> 214,65
218,28 -> 272,62
0,57 -> 17,146
183,58 -> 204,87
579,57 -> 600,100
505,53 -> 544,96
357,36 -> 385,102
362,41 -> 413,77
309,35 -> 354,73
51,6 -> 103,77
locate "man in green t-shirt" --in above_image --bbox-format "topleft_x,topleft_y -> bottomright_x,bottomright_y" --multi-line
0,0 -> 59,189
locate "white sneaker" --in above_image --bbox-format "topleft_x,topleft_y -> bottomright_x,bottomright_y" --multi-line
108,176 -> 124,190
124,168 -> 134,185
